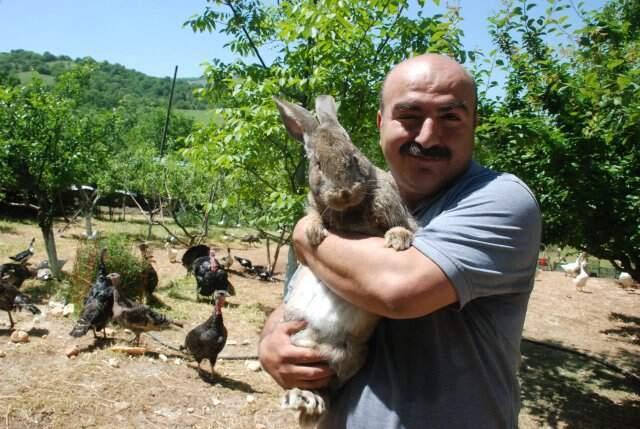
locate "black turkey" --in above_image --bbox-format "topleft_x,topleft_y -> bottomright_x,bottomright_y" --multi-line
8,237 -> 35,264
0,280 -> 40,329
69,248 -> 114,338
0,263 -> 35,288
181,244 -> 210,275
192,248 -> 235,302
184,290 -> 228,375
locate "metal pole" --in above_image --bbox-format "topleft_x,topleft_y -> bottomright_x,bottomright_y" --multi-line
160,65 -> 178,157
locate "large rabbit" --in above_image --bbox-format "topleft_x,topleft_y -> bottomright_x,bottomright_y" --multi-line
275,95 -> 417,428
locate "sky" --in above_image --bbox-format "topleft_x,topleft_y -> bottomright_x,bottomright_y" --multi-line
0,0 -> 606,79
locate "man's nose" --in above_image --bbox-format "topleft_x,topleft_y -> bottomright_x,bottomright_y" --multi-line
415,118 -> 439,147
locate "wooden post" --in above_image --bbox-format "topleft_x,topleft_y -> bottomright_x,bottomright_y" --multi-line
160,65 -> 178,158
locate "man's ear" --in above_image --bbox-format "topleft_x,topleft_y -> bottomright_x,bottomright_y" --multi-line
376,110 -> 383,130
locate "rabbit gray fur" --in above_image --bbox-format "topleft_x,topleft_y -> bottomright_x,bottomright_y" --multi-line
275,95 -> 417,428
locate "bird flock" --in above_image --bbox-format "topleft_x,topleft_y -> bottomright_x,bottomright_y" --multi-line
64,243 -> 249,374
560,252 -> 591,292
1,237 -> 271,376
6,236 -> 634,375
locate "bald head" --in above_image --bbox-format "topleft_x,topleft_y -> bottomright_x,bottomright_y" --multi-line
379,54 -> 477,122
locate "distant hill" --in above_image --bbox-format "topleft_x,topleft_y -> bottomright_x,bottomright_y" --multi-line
0,49 -> 209,110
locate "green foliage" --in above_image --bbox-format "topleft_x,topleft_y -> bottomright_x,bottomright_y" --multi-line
112,96 -> 196,154
0,69 -> 114,201
0,66 -> 124,277
0,49 -> 209,110
0,55 -> 208,256
184,0 -> 470,233
477,0 -> 639,278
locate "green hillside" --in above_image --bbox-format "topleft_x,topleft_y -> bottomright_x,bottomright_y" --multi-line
0,49 -> 209,110
16,70 -> 55,85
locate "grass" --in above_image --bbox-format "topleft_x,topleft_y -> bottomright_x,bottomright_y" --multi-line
235,302 -> 274,329
16,70 -> 55,85
165,277 -> 195,302
0,219 -> 16,234
174,108 -> 221,126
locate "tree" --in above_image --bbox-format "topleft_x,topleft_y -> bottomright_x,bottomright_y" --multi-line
96,97 -> 207,244
0,67 -> 117,278
475,0 -> 639,279
184,0 -> 470,273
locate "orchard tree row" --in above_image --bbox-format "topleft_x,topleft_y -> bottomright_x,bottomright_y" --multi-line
1,0 -> 637,280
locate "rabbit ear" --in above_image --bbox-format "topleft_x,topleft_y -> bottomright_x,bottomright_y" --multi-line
274,97 -> 318,144
315,95 -> 338,124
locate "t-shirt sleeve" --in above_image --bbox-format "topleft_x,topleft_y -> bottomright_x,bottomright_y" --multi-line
411,177 -> 541,309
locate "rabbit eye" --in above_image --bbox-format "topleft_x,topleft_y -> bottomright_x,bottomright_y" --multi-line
354,155 -> 369,176
351,157 -> 361,172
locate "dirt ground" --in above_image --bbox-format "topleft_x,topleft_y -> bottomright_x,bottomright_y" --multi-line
0,218 -> 638,429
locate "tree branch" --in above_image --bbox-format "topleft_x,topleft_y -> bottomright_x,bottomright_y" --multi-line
224,1 -> 269,69
7,201 -> 39,211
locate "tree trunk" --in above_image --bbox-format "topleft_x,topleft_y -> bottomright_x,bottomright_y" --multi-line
146,212 -> 154,240
42,225 -> 61,278
271,230 -> 286,275
84,212 -> 93,238
78,187 -> 100,238
37,196 -> 62,279
266,236 -> 272,268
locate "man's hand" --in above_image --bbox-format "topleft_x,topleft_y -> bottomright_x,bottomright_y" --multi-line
258,318 -> 334,390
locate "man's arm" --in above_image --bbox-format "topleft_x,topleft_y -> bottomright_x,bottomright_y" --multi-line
293,216 -> 458,319
258,303 -> 334,389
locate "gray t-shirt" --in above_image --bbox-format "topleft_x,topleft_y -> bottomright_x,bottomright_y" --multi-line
318,160 -> 542,429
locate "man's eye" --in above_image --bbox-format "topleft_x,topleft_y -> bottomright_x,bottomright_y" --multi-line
399,116 -> 420,124
442,113 -> 461,121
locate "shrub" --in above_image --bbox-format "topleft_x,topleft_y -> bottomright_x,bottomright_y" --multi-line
69,235 -> 146,309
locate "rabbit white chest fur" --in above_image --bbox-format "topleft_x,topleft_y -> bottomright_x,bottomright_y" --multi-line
275,95 -> 416,428
286,265 -> 379,353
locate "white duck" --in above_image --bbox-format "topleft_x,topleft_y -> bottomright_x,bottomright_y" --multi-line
617,272 -> 634,288
561,252 -> 585,277
165,242 -> 178,263
572,261 -> 589,291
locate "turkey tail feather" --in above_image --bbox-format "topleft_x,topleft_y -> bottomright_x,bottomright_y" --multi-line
69,320 -> 90,337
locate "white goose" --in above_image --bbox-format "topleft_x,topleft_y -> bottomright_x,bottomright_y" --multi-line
561,252 -> 585,277
572,261 -> 590,291
617,272 -> 634,288
165,242 -> 178,263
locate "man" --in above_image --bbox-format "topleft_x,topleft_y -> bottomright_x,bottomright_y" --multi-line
259,54 -> 541,428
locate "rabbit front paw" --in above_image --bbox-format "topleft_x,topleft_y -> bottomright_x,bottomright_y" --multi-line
384,226 -> 413,251
305,221 -> 328,246
282,388 -> 326,427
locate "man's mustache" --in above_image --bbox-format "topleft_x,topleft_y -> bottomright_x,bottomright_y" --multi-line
399,142 -> 451,159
